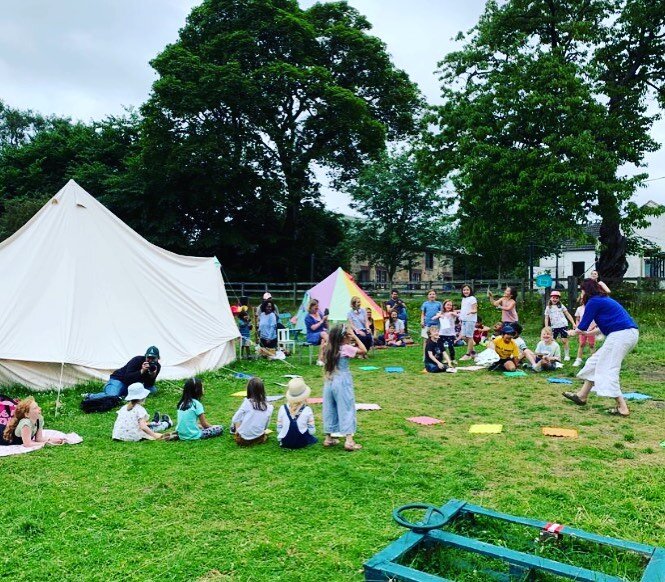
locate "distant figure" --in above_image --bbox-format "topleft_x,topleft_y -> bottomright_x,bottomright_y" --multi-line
84,346 -> 161,402
305,298 -> 329,366
347,296 -> 372,353
258,301 -> 278,349
385,289 -> 408,333
458,285 -> 478,361
544,290 -> 576,361
488,286 -> 518,324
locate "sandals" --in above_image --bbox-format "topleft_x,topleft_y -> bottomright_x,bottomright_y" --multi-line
562,391 -> 587,406
607,408 -> 630,417
344,442 -> 362,451
323,438 -> 339,447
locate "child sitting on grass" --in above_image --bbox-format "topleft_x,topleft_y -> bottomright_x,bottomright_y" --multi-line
488,325 -> 519,371
533,327 -> 562,372
112,383 -> 172,442
231,377 -> 273,446
473,316 -> 491,347
175,377 -> 224,441
424,326 -> 453,373
277,378 -> 317,449
2,397 -> 64,447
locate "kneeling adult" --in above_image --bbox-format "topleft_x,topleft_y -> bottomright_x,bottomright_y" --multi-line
84,346 -> 161,401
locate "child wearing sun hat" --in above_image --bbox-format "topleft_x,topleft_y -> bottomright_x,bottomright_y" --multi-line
112,383 -> 172,441
276,378 -> 317,449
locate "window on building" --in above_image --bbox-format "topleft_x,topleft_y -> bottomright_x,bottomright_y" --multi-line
425,252 -> 434,270
376,268 -> 388,283
410,270 -> 421,283
645,256 -> 665,278
358,269 -> 370,282
572,262 -> 585,278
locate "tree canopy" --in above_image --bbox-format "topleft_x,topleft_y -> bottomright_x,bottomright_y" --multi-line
347,148 -> 449,285
138,0 -> 422,278
421,0 -> 665,281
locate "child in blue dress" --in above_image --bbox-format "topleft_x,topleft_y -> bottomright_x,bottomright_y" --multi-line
322,324 -> 367,451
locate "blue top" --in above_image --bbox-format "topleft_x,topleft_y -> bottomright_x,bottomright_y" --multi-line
237,318 -> 251,339
176,399 -> 204,440
305,311 -> 327,344
258,312 -> 277,340
347,308 -> 368,331
421,300 -> 442,327
578,296 -> 638,336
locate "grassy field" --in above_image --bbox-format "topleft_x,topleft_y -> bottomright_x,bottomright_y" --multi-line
1,298 -> 664,581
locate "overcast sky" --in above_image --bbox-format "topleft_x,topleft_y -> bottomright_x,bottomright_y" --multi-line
1,0 -> 663,211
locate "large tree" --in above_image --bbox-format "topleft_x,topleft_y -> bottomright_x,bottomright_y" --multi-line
141,0 -> 422,278
421,0 -> 665,282
347,149 -> 449,285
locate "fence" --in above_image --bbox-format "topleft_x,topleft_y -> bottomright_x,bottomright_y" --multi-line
225,277 -> 665,309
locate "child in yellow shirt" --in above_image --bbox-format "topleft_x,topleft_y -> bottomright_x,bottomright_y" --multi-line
489,325 -> 520,371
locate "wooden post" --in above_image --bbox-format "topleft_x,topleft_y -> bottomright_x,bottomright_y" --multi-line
292,281 -> 297,305
521,280 -> 526,304
544,286 -> 551,313
567,276 -> 577,309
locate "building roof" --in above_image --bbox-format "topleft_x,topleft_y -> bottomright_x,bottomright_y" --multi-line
562,223 -> 601,252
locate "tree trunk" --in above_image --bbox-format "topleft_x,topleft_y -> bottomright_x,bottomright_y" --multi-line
596,219 -> 628,284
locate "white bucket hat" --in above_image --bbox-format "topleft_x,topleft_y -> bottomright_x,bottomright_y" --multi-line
286,377 -> 311,403
125,382 -> 150,401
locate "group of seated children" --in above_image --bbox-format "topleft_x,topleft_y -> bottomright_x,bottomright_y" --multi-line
109,376 -> 318,450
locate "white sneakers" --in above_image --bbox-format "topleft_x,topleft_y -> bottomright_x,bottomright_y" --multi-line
316,360 -> 324,366
564,355 -> 570,362
573,358 -> 583,367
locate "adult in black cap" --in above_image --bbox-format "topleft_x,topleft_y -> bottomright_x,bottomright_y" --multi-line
84,346 -> 162,401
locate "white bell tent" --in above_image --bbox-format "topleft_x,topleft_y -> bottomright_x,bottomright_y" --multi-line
0,180 -> 239,391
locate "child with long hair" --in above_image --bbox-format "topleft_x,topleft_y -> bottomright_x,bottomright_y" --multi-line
231,377 -> 273,446
488,286 -> 519,324
113,383 -> 173,442
322,324 -> 367,451
2,397 -> 64,447
544,290 -> 576,361
459,284 -> 478,360
438,300 -> 457,363
175,377 -> 223,441
276,377 -> 317,449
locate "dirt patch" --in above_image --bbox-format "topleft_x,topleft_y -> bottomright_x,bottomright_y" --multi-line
639,369 -> 665,382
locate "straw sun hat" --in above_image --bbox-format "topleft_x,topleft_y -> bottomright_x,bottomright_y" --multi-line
286,377 -> 311,403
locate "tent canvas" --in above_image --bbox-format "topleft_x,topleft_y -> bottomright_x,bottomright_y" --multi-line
0,180 -> 239,391
294,267 -> 385,333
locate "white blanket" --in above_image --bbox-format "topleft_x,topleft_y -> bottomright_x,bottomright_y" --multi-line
0,429 -> 82,457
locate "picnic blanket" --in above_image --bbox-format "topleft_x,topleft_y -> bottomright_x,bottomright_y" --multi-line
0,429 -> 83,457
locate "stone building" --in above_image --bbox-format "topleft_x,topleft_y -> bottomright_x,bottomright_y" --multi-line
350,251 -> 454,289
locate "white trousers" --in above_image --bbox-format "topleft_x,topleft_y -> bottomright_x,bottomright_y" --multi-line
577,328 -> 638,397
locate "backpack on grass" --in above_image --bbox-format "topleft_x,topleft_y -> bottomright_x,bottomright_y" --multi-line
0,394 -> 19,445
80,395 -> 121,414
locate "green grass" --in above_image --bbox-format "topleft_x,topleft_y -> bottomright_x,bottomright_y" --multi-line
1,318 -> 664,581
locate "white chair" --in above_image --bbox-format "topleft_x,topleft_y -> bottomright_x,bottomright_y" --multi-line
277,328 -> 296,355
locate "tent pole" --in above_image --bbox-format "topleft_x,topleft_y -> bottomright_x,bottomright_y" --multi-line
55,362 -> 65,417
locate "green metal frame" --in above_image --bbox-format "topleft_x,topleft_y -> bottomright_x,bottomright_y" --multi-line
364,500 -> 664,582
